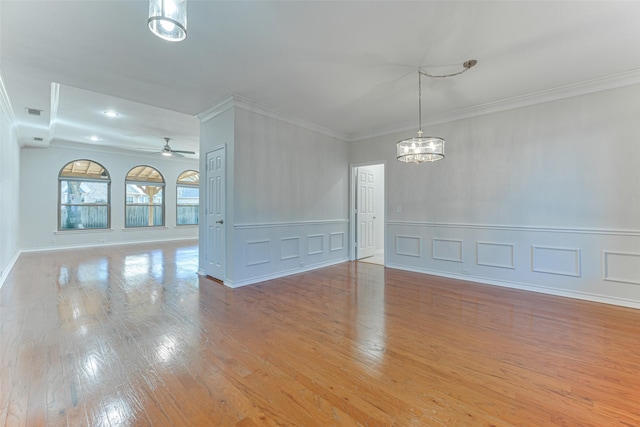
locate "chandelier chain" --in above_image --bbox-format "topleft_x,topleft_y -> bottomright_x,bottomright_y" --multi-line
418,59 -> 477,79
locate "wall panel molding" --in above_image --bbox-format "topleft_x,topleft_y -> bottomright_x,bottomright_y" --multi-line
432,238 -> 463,263
280,236 -> 300,261
395,235 -> 422,257
235,219 -> 349,229
603,251 -> 640,285
387,220 -> 640,237
246,240 -> 271,266
477,241 -> 515,269
532,246 -> 581,277
330,232 -> 345,252
307,234 -> 324,255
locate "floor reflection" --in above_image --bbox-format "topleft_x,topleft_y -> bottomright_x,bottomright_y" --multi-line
355,264 -> 387,373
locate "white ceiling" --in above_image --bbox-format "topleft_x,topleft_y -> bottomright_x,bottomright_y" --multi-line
1,1 -> 639,157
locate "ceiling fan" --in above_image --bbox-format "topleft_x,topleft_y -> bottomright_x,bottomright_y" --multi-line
157,137 -> 196,158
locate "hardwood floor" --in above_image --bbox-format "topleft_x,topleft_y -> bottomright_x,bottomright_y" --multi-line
1,240 -> 639,426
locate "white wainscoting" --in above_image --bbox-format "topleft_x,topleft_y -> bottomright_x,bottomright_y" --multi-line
386,221 -> 640,309
229,220 -> 349,287
395,235 -> 422,257
603,251 -> 640,285
432,238 -> 463,263
477,241 -> 515,269
532,245 -> 581,277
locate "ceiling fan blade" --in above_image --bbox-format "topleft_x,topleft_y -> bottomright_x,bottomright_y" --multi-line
171,150 -> 196,155
171,152 -> 185,158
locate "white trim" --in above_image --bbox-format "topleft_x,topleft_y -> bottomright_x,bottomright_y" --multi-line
432,238 -> 463,263
55,228 -> 115,235
233,94 -> 348,141
0,250 -> 22,291
307,234 -> 324,255
246,239 -> 271,266
196,95 -> 235,123
0,71 -> 21,143
531,245 -> 582,277
47,82 -> 60,147
234,219 -> 348,229
385,262 -> 640,310
223,258 -> 348,288
19,237 -> 198,253
603,251 -> 640,285
395,235 -> 422,257
387,220 -> 640,236
350,70 -> 640,141
280,236 -> 301,261
197,94 -> 349,140
122,226 -> 169,232
476,241 -> 516,269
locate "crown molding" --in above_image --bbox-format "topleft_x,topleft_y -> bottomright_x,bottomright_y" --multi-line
197,94 -> 350,141
46,82 -> 60,148
231,94 -> 350,141
195,95 -> 235,123
0,70 -> 22,143
349,69 -> 640,142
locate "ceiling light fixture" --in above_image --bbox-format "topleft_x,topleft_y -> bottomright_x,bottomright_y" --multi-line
148,0 -> 187,42
104,110 -> 119,118
397,60 -> 477,164
88,135 -> 102,142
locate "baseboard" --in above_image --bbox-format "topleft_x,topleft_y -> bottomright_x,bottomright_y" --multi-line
224,257 -> 349,288
20,237 -> 199,253
0,250 -> 22,290
385,262 -> 640,310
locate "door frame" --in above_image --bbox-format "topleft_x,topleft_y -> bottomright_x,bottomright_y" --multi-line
349,161 -> 386,262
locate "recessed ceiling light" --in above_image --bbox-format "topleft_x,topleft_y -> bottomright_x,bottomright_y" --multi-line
104,110 -> 119,118
88,135 -> 102,142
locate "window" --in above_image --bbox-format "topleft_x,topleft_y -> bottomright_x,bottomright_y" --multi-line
59,160 -> 110,230
176,170 -> 199,225
125,166 -> 165,227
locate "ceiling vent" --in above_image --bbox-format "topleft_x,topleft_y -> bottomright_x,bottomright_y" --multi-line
25,108 -> 42,116
33,137 -> 44,142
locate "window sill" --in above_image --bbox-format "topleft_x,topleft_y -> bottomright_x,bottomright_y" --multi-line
122,226 -> 169,232
55,228 -> 114,235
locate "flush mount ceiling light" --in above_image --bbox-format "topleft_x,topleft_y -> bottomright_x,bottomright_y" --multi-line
397,60 -> 477,164
104,110 -> 119,118
148,0 -> 187,42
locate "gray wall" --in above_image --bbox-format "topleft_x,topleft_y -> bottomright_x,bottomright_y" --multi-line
20,142 -> 199,250
199,99 -> 350,287
0,93 -> 20,285
350,84 -> 640,307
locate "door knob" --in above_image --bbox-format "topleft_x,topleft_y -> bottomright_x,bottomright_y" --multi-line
216,219 -> 224,224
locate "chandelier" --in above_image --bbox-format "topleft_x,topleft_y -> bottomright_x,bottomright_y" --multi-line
148,0 -> 187,42
397,60 -> 477,164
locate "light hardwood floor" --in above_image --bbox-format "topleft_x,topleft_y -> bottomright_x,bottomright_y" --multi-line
1,240 -> 639,426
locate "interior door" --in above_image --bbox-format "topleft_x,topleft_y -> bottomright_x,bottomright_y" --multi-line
356,167 -> 376,259
205,147 -> 225,280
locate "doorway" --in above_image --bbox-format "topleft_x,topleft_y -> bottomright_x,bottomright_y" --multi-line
205,146 -> 226,280
351,163 -> 385,265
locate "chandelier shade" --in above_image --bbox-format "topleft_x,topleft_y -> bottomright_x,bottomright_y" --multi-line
148,0 -> 187,42
397,132 -> 445,163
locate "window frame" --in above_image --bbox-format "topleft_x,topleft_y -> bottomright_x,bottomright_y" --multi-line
176,170 -> 199,226
124,165 -> 166,228
58,159 -> 111,231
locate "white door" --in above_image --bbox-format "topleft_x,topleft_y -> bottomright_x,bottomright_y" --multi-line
356,167 -> 376,259
205,147 -> 225,280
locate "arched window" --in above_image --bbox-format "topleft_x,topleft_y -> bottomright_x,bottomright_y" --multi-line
59,159 -> 110,230
176,170 -> 199,225
125,165 -> 165,227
